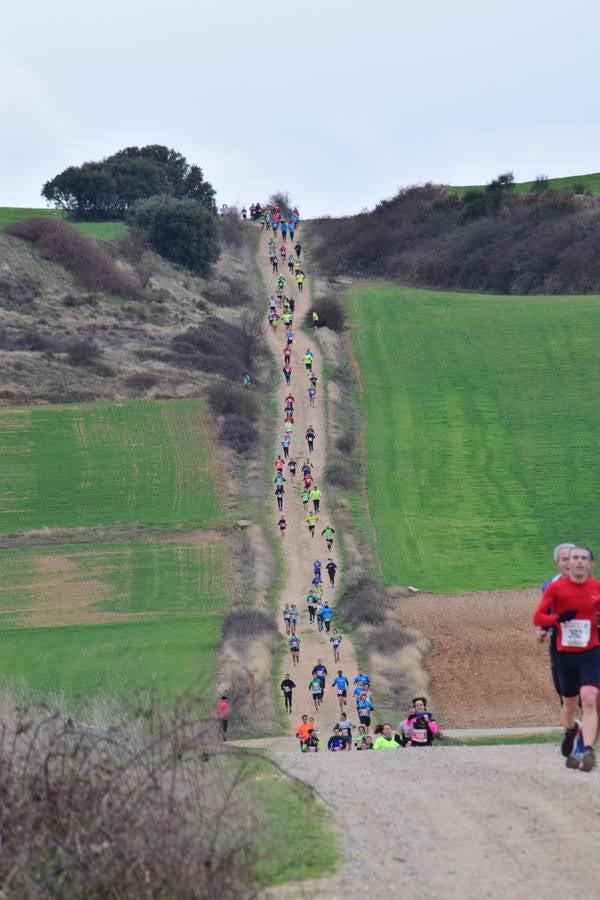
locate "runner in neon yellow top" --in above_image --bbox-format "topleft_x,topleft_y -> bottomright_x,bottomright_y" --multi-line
306,513 -> 319,538
373,723 -> 402,749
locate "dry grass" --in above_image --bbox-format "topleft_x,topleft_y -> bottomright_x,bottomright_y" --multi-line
7,217 -> 142,298
0,689 -> 260,899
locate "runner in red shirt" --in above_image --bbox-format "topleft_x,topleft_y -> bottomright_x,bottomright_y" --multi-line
533,546 -> 600,770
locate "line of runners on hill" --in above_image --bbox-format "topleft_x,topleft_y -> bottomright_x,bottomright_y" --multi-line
261,204 -> 441,753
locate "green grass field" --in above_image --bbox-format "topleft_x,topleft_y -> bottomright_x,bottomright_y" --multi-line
0,536 -> 228,704
347,283 -> 600,592
0,207 -> 127,241
0,399 -> 220,532
449,172 -> 600,196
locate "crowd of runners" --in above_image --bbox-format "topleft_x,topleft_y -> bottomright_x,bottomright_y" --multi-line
533,543 -> 600,772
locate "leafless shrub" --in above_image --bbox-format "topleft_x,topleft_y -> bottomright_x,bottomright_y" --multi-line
171,311 -> 262,378
0,326 -> 54,352
218,215 -> 246,249
125,372 -> 159,392
65,338 -> 103,366
206,381 -> 259,421
204,277 -> 253,308
368,624 -> 415,654
220,414 -> 259,455
326,460 -> 358,490
62,292 -> 98,308
223,608 -> 278,642
0,693 -> 260,899
7,218 -> 142,298
306,294 -> 345,331
338,577 -> 392,627
0,271 -> 42,309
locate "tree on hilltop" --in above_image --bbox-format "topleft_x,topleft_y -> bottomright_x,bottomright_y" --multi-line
42,145 -> 216,220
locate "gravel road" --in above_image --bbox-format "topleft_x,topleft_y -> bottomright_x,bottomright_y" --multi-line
270,743 -> 600,899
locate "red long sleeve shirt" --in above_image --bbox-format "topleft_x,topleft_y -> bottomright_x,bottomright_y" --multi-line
533,577 -> 600,652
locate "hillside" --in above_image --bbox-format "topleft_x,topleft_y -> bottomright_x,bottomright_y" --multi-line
0,216 -> 282,726
345,283 -> 600,592
449,171 -> 600,196
307,181 -> 600,294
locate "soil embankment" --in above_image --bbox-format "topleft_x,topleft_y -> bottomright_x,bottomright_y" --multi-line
396,587 -> 559,727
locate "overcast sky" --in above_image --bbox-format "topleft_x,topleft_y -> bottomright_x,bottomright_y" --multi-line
2,0 -> 600,217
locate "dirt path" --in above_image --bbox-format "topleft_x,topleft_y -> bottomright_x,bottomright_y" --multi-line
259,227 -> 359,737
269,744 -> 600,899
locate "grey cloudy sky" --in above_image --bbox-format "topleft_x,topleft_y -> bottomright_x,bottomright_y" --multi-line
2,0 -> 600,217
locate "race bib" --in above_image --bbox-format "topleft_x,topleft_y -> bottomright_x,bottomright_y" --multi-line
561,620 -> 591,648
411,729 -> 427,743
337,688 -> 344,695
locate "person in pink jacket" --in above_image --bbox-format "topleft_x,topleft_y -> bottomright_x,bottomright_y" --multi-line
400,697 -> 439,746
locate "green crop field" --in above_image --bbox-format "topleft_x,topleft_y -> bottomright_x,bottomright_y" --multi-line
0,399 -> 220,532
448,172 -> 600,197
0,536 -> 229,704
347,283 -> 600,592
0,207 -> 127,241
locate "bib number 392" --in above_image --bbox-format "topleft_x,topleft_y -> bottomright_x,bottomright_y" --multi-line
561,620 -> 591,648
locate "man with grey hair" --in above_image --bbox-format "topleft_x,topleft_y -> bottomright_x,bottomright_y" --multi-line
533,546 -> 600,771
538,543 -> 576,700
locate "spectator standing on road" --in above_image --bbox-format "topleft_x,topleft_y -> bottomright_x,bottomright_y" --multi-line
214,695 -> 230,742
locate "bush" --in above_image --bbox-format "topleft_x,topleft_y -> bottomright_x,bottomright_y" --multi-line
337,577 -> 391,627
7,218 -> 142,298
66,338 -> 102,366
204,277 -> 254,308
171,312 -> 262,378
326,460 -> 358,489
128,196 -> 220,275
307,294 -> 345,331
206,381 -> 259,421
309,181 -> 600,294
0,326 -> 56,352
125,372 -> 158,392
220,414 -> 259,455
218,215 -> 246,249
0,694 -> 259,898
63,292 -> 98,308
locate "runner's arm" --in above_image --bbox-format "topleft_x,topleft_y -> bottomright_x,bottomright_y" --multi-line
532,585 -> 560,628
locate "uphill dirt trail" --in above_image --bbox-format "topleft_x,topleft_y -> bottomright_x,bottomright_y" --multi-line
259,227 -> 359,737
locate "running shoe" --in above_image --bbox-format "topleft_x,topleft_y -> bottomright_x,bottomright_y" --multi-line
580,747 -> 596,773
566,728 -> 585,769
561,723 -> 580,758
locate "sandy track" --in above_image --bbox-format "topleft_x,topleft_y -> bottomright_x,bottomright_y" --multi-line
270,744 -> 600,899
258,226 -> 359,737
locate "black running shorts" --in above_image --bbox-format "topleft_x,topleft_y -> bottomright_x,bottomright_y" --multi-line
555,646 -> 600,697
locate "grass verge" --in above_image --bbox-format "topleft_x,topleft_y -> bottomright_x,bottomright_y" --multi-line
0,207 -> 126,240
346,282 -> 600,592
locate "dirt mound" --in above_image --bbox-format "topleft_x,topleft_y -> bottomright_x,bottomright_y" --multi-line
396,587 -> 558,728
